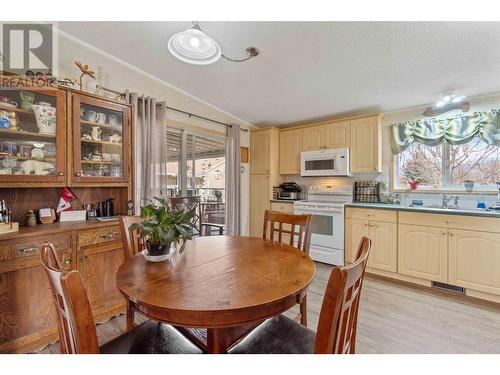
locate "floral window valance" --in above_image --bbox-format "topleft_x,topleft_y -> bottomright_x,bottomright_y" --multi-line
390,109 -> 500,154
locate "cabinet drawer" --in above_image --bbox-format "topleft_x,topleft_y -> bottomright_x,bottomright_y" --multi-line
270,202 -> 294,213
398,212 -> 448,227
445,215 -> 500,233
399,212 -> 500,233
78,226 -> 121,247
346,207 -> 397,223
0,233 -> 71,262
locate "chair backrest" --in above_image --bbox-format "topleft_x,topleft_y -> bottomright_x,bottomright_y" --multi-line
119,215 -> 146,260
169,196 -> 202,235
314,237 -> 371,354
262,210 -> 313,253
41,244 -> 99,354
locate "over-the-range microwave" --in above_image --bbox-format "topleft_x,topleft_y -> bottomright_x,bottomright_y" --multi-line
300,148 -> 350,177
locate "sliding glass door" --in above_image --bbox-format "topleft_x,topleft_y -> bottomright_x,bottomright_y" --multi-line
166,127 -> 227,232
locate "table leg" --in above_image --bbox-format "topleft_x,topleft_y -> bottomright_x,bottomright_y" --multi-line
207,328 -> 228,354
126,300 -> 135,331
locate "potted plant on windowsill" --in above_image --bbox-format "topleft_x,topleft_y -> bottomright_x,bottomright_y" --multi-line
403,171 -> 421,190
129,197 -> 196,262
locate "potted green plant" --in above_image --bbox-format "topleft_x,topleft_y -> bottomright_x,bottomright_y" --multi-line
402,170 -> 421,190
129,197 -> 197,262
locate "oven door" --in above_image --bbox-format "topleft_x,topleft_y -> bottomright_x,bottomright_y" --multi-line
294,206 -> 345,265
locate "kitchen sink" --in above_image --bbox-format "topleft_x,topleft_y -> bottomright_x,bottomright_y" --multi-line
425,204 -> 461,210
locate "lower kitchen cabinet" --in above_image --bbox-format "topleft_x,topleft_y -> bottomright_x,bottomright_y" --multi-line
345,217 -> 397,272
368,221 -> 397,272
449,229 -> 500,296
398,224 -> 448,283
345,218 -> 368,263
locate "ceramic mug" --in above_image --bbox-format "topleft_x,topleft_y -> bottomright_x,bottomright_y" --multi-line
96,113 -> 106,124
84,110 -> 98,122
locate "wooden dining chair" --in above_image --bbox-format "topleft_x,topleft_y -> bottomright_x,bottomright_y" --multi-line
228,237 -> 372,354
119,216 -> 146,260
262,209 -> 313,326
40,243 -> 202,354
119,215 -> 148,330
170,196 -> 224,236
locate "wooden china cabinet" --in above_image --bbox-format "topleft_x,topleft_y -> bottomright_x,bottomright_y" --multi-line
0,74 -> 134,354
70,93 -> 131,185
0,84 -> 67,186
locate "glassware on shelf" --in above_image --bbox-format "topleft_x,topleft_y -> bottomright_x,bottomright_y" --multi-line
78,102 -> 124,178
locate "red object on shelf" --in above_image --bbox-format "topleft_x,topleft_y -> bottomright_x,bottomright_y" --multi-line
409,181 -> 419,190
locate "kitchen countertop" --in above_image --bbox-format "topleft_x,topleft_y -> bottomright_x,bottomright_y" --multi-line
345,202 -> 500,218
270,199 -> 298,203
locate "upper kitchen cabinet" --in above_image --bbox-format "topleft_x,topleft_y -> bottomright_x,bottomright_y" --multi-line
70,93 -> 132,185
350,115 -> 382,173
250,128 -> 280,175
280,128 -> 303,174
0,84 -> 67,187
302,125 -> 324,151
324,120 -> 350,149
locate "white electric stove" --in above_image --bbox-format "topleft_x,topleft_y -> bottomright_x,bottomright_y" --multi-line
294,184 -> 353,266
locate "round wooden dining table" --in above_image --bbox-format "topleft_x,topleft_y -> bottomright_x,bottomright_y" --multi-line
116,235 -> 316,353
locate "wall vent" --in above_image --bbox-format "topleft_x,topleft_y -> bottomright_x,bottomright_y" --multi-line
431,281 -> 465,294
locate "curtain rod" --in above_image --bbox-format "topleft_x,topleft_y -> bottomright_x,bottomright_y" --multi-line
102,86 -> 248,132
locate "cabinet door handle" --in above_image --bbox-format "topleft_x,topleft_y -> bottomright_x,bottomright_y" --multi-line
58,172 -> 64,176
75,172 -> 81,177
78,255 -> 88,262
441,231 -> 446,235
63,258 -> 72,265
449,232 -> 454,237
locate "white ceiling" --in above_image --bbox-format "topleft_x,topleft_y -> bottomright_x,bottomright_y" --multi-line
59,22 -> 500,127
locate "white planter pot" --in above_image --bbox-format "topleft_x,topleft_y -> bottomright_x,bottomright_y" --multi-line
32,104 -> 56,135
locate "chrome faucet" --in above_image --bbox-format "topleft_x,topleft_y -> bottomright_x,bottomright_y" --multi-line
442,194 -> 450,208
442,194 -> 459,208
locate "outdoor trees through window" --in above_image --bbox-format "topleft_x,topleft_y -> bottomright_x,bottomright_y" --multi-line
395,138 -> 500,190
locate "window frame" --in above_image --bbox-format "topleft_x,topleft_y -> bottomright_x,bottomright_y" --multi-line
392,141 -> 500,194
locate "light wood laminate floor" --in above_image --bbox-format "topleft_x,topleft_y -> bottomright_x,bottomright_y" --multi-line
38,262 -> 500,354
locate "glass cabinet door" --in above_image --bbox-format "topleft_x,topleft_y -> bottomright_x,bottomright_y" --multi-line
0,87 -> 66,185
72,94 -> 130,184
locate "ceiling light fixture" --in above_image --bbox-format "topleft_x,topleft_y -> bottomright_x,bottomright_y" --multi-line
167,22 -> 259,65
423,93 -> 469,117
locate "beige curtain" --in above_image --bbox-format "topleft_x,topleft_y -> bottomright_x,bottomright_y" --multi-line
126,91 -> 168,210
225,124 -> 241,235
391,109 -> 500,154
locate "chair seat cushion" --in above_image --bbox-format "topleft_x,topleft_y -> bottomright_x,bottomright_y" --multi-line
228,315 -> 315,354
100,320 -> 203,354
